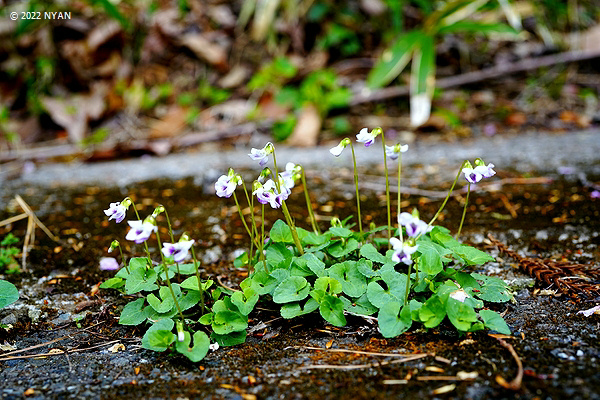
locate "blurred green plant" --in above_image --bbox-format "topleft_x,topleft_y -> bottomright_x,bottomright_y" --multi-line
0,234 -> 20,274
368,0 -> 520,127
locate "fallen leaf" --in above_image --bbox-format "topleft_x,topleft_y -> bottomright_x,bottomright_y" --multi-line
148,106 -> 189,139
286,104 -> 322,147
326,339 -> 334,349
179,33 -> 228,70
505,112 -> 527,126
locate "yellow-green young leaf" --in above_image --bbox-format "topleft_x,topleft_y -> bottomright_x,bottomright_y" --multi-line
410,34 -> 435,127
479,309 -> 511,335
367,30 -> 422,88
99,277 -> 124,290
147,287 -> 175,313
212,310 -> 248,335
141,319 -> 175,352
231,289 -> 259,315
419,295 -> 446,328
378,301 -> 413,338
313,277 -> 343,295
471,273 -> 513,302
175,331 -> 210,362
452,246 -> 494,266
434,0 -> 488,29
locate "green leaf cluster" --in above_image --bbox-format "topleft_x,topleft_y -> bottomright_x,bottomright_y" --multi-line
223,220 -> 512,338
0,233 -> 20,274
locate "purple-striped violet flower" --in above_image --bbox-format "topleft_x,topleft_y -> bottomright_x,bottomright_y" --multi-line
253,179 -> 289,209
398,212 -> 430,237
385,143 -> 408,160
104,198 -> 131,223
248,142 -> 274,167
330,138 -> 351,157
389,237 -> 418,265
462,159 -> 496,184
215,169 -> 242,198
356,127 -> 381,147
162,238 -> 195,263
125,219 -> 157,244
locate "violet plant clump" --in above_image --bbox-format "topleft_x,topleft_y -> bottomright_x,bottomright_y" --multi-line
100,128 -> 512,363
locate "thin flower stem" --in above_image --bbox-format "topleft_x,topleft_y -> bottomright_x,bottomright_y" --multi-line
397,153 -> 403,244
128,198 -> 153,265
417,161 -> 467,241
190,246 -> 205,314
117,243 -> 129,274
155,231 -> 185,325
301,167 -> 320,234
163,209 -> 180,278
456,182 -> 471,238
232,191 -> 259,247
272,150 -> 304,255
349,142 -> 363,235
404,262 -> 412,306
381,130 -> 392,249
260,203 -> 267,273
241,182 -> 258,266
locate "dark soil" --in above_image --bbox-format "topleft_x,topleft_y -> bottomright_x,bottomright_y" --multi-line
1,153 -> 600,399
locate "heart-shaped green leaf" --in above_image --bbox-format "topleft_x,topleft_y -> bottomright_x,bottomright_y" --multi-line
378,301 -> 412,338
270,219 -> 293,243
366,269 -> 407,308
231,289 -> 259,315
175,331 -> 210,362
446,298 -> 478,332
359,243 -> 388,264
211,330 -> 247,347
280,298 -> 319,319
340,294 -> 378,316
124,266 -> 158,294
272,276 -> 310,304
479,309 -> 511,335
319,294 -> 346,327
141,319 -> 175,352
328,261 -> 367,298
147,286 -> 175,313
119,298 -> 146,325
419,295 -> 446,328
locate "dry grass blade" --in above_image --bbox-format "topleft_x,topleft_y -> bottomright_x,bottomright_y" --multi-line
298,353 -> 430,370
296,346 -> 414,358
0,340 -> 121,362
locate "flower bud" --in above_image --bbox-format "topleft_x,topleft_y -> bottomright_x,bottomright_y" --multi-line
108,240 -> 120,253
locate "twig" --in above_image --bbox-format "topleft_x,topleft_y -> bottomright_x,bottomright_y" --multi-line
492,335 -> 523,391
295,346 -> 414,358
0,213 -> 28,227
299,353 -> 430,370
0,340 -> 121,362
349,49 -> 600,106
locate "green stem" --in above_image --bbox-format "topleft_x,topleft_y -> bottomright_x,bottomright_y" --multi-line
163,209 -> 180,278
260,203 -> 267,273
456,182 -> 471,238
404,262 -> 412,306
417,161 -> 467,241
232,191 -> 259,248
129,199 -> 153,265
301,167 -> 320,234
381,130 -> 392,249
241,182 -> 258,266
190,245 -> 205,314
117,243 -> 129,274
349,142 -> 363,235
155,228 -> 185,325
397,152 -> 403,244
272,150 -> 304,255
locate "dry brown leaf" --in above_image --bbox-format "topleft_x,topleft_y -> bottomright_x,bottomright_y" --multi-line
41,83 -> 107,142
179,33 -> 228,69
286,104 -> 322,147
149,106 -> 189,139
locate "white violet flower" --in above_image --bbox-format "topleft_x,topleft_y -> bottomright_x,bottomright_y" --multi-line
104,202 -> 127,223
248,142 -> 273,167
356,127 -> 379,147
398,212 -> 430,238
162,239 -> 195,263
385,143 -> 408,160
125,220 -> 157,244
389,237 -> 418,265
